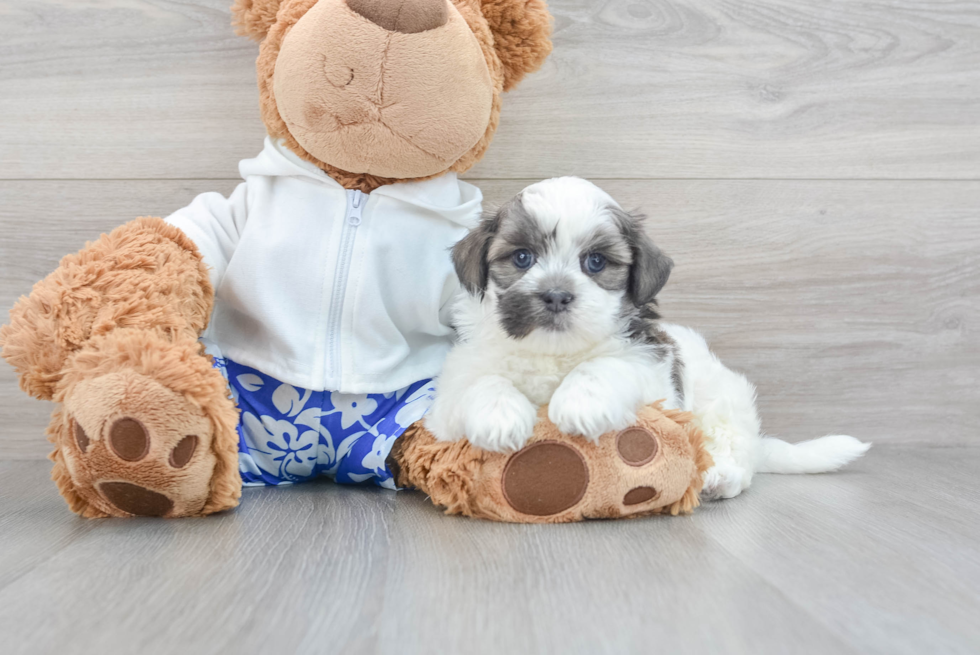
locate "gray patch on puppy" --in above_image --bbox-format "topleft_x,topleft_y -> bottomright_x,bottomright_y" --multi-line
498,288 -> 554,338
451,208 -> 501,296
579,225 -> 632,292
621,303 -> 685,404
488,260 -> 526,291
487,195 -> 555,292
610,207 -> 674,306
610,206 -> 680,398
489,195 -> 553,262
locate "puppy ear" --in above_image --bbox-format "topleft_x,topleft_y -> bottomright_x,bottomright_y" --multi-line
232,0 -> 283,41
480,0 -> 553,92
452,209 -> 502,296
612,208 -> 674,306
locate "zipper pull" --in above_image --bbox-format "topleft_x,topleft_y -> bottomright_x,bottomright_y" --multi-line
348,190 -> 364,226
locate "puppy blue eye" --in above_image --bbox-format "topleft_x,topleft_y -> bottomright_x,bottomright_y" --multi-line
586,252 -> 606,273
512,249 -> 535,269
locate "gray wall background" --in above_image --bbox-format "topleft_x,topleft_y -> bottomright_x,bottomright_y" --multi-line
1,0 -> 978,458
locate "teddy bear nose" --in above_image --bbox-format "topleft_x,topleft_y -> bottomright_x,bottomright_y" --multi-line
346,0 -> 449,34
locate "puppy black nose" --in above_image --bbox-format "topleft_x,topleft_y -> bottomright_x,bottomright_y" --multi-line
541,289 -> 575,312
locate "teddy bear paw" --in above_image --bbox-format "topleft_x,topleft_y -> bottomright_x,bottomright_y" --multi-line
396,404 -> 709,522
498,422 -> 673,520
58,369 -> 220,517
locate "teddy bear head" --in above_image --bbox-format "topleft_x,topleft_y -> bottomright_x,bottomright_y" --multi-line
232,0 -> 552,191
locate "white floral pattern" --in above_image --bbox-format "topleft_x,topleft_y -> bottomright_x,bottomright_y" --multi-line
204,339 -> 434,487
329,393 -> 379,430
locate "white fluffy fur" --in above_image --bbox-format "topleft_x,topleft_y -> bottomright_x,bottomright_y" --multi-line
426,177 -> 871,500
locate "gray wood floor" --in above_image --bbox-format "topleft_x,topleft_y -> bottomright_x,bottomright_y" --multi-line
1,446 -> 979,655
1,1 -> 979,653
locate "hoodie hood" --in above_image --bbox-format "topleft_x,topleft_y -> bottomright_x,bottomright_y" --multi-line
240,137 -> 483,227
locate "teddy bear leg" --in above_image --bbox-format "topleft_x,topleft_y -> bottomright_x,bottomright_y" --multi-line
390,405 -> 715,523
51,327 -> 242,518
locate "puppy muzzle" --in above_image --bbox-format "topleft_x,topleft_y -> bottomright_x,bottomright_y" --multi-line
541,289 -> 575,313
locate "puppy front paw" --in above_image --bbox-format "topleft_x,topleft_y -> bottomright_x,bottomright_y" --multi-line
461,379 -> 538,453
701,462 -> 748,500
549,373 -> 636,441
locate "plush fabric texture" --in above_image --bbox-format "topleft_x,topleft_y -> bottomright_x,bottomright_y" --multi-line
250,0 -> 551,192
1,218 -> 242,517
232,0 -> 284,40
390,403 -> 713,523
347,0 -> 449,33
0,218 -> 212,400
480,0 -> 553,91
273,0 -> 494,179
54,330 -> 240,518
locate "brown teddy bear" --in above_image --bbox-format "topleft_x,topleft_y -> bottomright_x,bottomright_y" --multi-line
1,0 -> 710,521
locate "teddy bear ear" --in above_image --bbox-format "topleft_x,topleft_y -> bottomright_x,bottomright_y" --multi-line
231,0 -> 284,41
480,0 -> 553,92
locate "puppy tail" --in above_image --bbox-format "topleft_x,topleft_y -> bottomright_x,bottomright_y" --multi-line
757,435 -> 871,474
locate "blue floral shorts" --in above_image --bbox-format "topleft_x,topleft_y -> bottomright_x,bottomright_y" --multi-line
204,340 -> 435,490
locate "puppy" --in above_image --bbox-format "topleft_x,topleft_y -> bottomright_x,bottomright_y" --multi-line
426,177 -> 870,499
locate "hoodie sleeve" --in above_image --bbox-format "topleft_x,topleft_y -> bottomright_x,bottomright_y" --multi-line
164,183 -> 249,290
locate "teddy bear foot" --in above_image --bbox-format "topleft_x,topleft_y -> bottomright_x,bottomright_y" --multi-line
48,331 -> 242,518
55,369 -> 215,517
391,403 -> 714,523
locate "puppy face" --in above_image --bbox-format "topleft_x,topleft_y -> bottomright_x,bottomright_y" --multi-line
453,177 -> 673,351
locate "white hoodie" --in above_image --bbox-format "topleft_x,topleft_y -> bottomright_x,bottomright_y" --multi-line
166,137 -> 481,394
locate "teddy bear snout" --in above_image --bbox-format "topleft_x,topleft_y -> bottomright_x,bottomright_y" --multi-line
346,0 -> 449,34
272,0 -> 494,178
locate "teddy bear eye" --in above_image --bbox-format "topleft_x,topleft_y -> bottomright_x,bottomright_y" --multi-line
585,252 -> 607,274
512,249 -> 536,270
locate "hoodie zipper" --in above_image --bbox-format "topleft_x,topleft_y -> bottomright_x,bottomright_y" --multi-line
326,189 -> 364,382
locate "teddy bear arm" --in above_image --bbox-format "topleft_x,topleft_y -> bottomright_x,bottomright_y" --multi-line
0,217 -> 213,400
